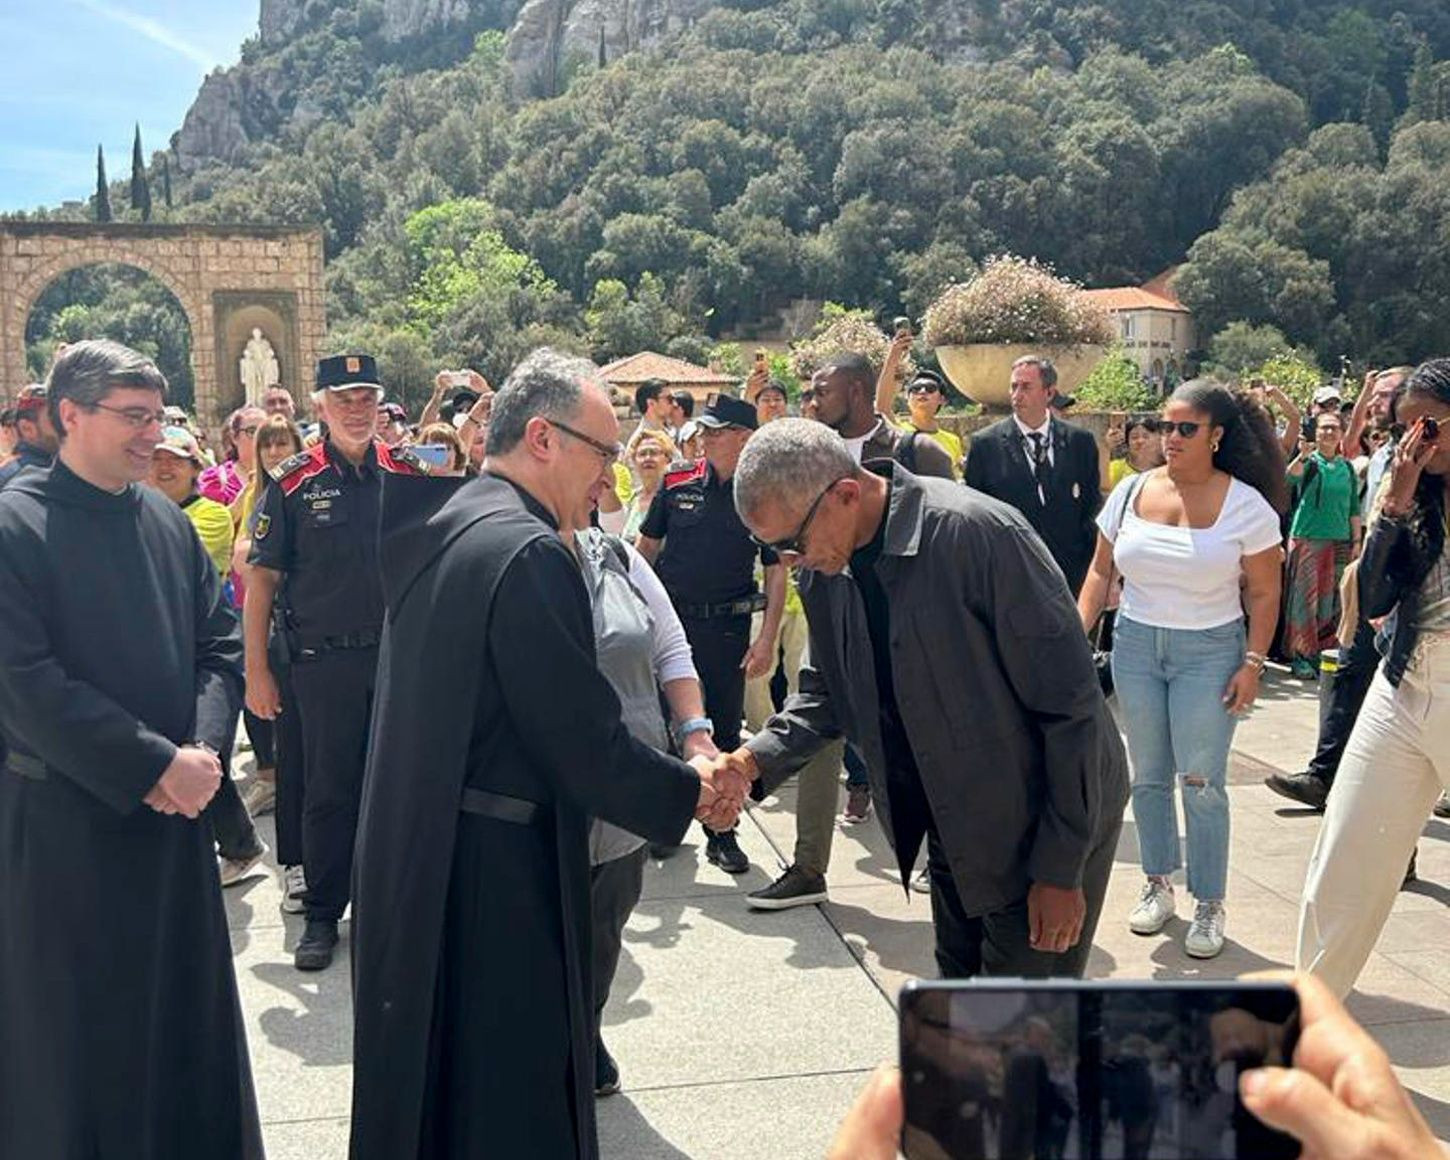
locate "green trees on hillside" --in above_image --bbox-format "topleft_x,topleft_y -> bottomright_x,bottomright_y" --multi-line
22,3 -> 1450,386
1178,119 -> 1450,364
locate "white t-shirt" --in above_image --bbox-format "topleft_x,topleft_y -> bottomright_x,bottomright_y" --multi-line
1098,473 -> 1282,631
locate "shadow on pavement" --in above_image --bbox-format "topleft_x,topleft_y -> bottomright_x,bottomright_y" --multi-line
597,1095 -> 694,1159
251,949 -> 354,1068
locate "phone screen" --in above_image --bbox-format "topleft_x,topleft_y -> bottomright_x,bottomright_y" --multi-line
901,981 -> 1300,1160
411,443 -> 452,468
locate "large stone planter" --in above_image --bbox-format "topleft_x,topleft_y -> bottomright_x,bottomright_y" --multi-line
935,343 -> 1107,409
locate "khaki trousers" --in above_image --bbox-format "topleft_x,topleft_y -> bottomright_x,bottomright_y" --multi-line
1297,634 -> 1450,996
745,607 -> 843,876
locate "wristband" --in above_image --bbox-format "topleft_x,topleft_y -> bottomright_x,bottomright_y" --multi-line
673,716 -> 713,748
1243,651 -> 1267,672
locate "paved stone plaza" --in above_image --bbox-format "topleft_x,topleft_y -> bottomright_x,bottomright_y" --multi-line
223,671 -> 1450,1158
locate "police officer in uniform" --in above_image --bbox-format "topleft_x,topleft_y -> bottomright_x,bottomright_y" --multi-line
637,393 -> 785,873
244,354 -> 422,970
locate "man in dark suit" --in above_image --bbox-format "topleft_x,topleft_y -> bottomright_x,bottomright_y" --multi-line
964,354 -> 1102,594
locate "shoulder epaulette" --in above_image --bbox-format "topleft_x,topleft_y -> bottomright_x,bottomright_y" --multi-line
276,443 -> 329,496
663,459 -> 707,489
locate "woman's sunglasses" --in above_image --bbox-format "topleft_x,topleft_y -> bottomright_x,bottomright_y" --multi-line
1145,419 -> 1203,438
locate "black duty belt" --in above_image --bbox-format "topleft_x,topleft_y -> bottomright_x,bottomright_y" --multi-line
6,752 -> 47,781
459,787 -> 546,827
675,594 -> 767,620
294,629 -> 382,659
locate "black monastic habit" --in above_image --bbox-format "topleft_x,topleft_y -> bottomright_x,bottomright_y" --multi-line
350,472 -> 700,1160
0,460 -> 261,1159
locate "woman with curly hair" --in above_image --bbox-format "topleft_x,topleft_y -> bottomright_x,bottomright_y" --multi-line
1079,380 -> 1287,959
1297,358 -> 1450,996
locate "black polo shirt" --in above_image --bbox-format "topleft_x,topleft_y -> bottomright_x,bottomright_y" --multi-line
248,439 -> 407,642
640,460 -> 778,606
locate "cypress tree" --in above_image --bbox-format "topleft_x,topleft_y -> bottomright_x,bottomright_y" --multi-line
161,155 -> 173,209
131,124 -> 152,221
1407,40 -> 1435,124
93,145 -> 112,223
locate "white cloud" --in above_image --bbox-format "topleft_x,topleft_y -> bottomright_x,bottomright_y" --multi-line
65,0 -> 219,70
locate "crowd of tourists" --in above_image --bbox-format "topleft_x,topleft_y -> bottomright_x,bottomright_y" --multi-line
0,334 -> 1445,1159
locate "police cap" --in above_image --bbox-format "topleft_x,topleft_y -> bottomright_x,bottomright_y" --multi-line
316,354 -> 383,393
695,392 -> 758,431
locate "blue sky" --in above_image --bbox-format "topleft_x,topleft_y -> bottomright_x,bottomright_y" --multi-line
0,1 -> 258,212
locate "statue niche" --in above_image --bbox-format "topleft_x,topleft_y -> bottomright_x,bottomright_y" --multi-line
239,327 -> 281,405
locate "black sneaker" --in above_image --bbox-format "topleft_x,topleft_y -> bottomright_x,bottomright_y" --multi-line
294,919 -> 339,972
747,864 -> 828,911
1264,772 -> 1330,811
705,829 -> 749,874
595,1038 -> 620,1097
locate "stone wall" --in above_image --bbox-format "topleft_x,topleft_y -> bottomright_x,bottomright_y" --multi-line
0,222 -> 325,431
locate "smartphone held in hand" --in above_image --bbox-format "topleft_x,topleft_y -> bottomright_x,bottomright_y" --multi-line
899,979 -> 1301,1160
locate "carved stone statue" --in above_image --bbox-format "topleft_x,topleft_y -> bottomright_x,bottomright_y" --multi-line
239,328 -> 280,405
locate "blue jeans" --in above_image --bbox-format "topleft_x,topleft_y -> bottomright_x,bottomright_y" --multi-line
1112,617 -> 1245,901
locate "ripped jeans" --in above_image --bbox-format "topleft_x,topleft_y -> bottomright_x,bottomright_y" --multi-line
1112,616 -> 1245,901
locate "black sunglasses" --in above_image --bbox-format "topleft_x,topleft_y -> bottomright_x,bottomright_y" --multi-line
750,477 -> 846,556
1150,420 -> 1204,438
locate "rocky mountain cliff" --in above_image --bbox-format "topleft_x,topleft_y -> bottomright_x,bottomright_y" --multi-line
180,0 -> 720,167
504,0 -> 716,96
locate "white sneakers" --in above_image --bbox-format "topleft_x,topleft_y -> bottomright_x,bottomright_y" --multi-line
280,864 -> 308,915
1128,877 -> 1176,934
1129,878 -> 1225,959
219,845 -> 269,889
1185,901 -> 1227,959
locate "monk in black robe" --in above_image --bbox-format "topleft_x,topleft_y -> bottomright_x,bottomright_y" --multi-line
0,341 -> 261,1158
351,350 -> 742,1159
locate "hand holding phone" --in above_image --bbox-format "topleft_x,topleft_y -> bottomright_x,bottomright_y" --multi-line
900,980 -> 1302,1159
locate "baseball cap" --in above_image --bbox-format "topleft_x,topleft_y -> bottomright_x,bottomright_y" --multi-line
154,425 -> 203,463
379,401 -> 407,423
1312,385 -> 1342,405
316,354 -> 383,393
755,379 -> 788,401
1049,392 -> 1077,411
695,393 -> 758,431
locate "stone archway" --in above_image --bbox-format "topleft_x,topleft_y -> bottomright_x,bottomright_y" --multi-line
0,222 -> 325,430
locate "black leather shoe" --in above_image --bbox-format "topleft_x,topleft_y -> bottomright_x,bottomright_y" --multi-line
595,1038 -> 620,1097
705,829 -> 749,874
294,919 -> 339,971
1264,772 -> 1330,811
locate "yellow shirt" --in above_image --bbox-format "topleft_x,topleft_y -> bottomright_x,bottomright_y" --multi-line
1108,458 -> 1139,490
908,425 -> 965,480
184,494 -> 235,581
612,462 -> 634,507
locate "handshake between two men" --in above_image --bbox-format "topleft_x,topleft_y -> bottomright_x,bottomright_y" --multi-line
687,748 -> 761,832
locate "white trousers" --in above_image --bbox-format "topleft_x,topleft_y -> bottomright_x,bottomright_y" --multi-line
1296,633 -> 1450,996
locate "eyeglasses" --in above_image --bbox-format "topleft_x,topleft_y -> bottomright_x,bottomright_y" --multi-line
89,401 -> 167,429
237,425 -> 260,438
1153,420 -> 1203,439
549,418 -> 623,463
751,477 -> 847,556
